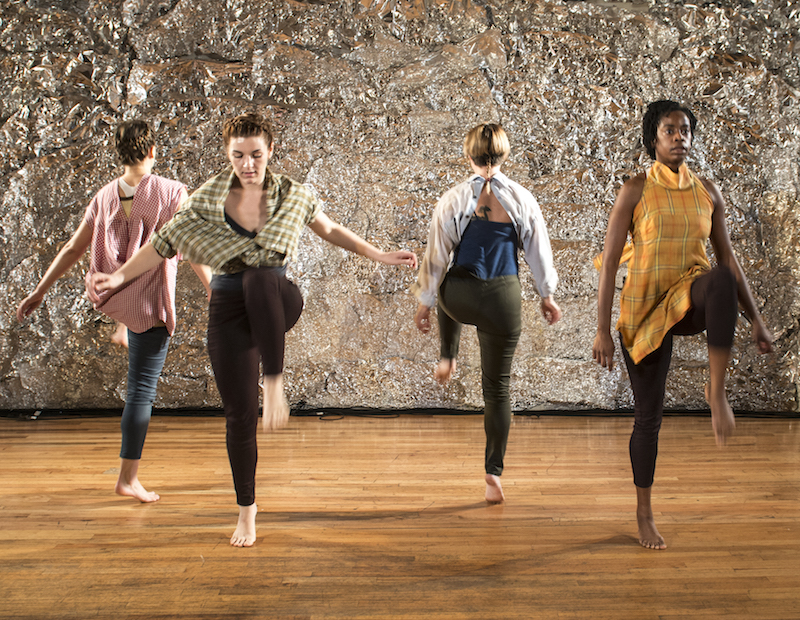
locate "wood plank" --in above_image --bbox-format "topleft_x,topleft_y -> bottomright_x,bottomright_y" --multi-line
0,414 -> 798,619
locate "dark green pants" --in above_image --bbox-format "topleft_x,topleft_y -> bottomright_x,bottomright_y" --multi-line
438,268 -> 522,476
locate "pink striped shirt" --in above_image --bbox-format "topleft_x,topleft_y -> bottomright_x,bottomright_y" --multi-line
84,174 -> 186,335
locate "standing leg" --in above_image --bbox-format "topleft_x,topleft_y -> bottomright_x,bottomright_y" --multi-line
477,327 -> 520,503
477,276 -> 521,503
208,289 -> 261,547
620,333 -> 673,549
117,325 -> 170,502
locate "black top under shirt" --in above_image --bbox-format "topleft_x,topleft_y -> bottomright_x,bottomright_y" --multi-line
210,212 -> 285,291
225,211 -> 258,239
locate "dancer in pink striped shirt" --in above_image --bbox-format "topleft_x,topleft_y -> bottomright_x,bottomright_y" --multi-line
17,120 -> 211,502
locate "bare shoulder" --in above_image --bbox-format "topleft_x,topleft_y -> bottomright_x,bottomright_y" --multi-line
623,172 -> 647,192
698,175 -> 722,196
614,173 -> 646,209
697,176 -> 726,211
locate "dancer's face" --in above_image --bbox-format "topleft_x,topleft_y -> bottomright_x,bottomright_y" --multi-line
227,135 -> 273,186
652,111 -> 692,171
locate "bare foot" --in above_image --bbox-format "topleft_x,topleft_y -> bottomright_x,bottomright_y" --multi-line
231,504 -> 257,547
484,473 -> 505,504
705,382 -> 735,446
259,374 -> 290,431
111,323 -> 129,348
435,358 -> 456,385
115,478 -> 160,503
116,458 -> 159,502
635,485 -> 666,549
637,510 -> 667,550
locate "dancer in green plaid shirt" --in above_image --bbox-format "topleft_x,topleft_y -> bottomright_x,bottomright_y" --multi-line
90,113 -> 417,547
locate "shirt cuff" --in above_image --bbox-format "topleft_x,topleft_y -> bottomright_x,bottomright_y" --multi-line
151,233 -> 178,259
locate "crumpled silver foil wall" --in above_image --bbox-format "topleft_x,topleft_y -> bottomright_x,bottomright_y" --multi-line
1,0 -> 798,412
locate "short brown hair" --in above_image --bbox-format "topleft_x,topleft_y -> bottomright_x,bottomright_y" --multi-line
222,113 -> 274,148
114,120 -> 155,166
463,123 -> 510,168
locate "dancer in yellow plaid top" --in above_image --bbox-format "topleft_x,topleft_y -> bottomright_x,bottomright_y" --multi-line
593,101 -> 772,550
614,161 -> 714,364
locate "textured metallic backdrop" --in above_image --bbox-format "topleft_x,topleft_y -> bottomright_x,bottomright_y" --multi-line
1,0 -> 798,412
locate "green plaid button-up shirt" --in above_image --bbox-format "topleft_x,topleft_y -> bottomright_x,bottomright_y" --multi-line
151,166 -> 321,273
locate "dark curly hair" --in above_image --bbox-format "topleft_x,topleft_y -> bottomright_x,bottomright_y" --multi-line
223,113 -> 274,148
114,120 -> 156,166
642,100 -> 697,159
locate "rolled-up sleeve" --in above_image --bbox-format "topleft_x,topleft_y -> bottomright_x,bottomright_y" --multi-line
150,215 -> 181,259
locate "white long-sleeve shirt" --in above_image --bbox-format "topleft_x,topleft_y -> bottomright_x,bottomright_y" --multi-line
411,171 -> 558,307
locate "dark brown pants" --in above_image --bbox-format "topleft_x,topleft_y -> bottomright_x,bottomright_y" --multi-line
621,266 -> 738,488
207,267 -> 304,506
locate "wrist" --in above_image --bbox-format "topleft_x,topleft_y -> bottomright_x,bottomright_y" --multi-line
364,247 -> 382,262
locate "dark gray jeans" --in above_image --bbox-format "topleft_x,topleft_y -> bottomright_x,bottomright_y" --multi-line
120,325 -> 170,460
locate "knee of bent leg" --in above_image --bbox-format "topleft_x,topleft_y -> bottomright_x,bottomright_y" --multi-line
711,264 -> 737,297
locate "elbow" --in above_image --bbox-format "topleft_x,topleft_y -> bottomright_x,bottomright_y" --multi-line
60,243 -> 85,262
323,221 -> 342,238
311,221 -> 336,241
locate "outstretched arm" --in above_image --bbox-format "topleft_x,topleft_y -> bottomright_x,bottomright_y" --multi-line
17,220 -> 93,322
308,212 -> 418,268
592,175 -> 643,371
87,242 -> 165,303
704,179 -> 773,354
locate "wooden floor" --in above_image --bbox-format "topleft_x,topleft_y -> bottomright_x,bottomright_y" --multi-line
0,413 -> 798,620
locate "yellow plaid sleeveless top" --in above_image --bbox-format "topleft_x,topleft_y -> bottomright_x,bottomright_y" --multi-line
617,161 -> 713,363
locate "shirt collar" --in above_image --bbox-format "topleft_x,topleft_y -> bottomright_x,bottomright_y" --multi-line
650,161 -> 693,191
468,170 -> 510,195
